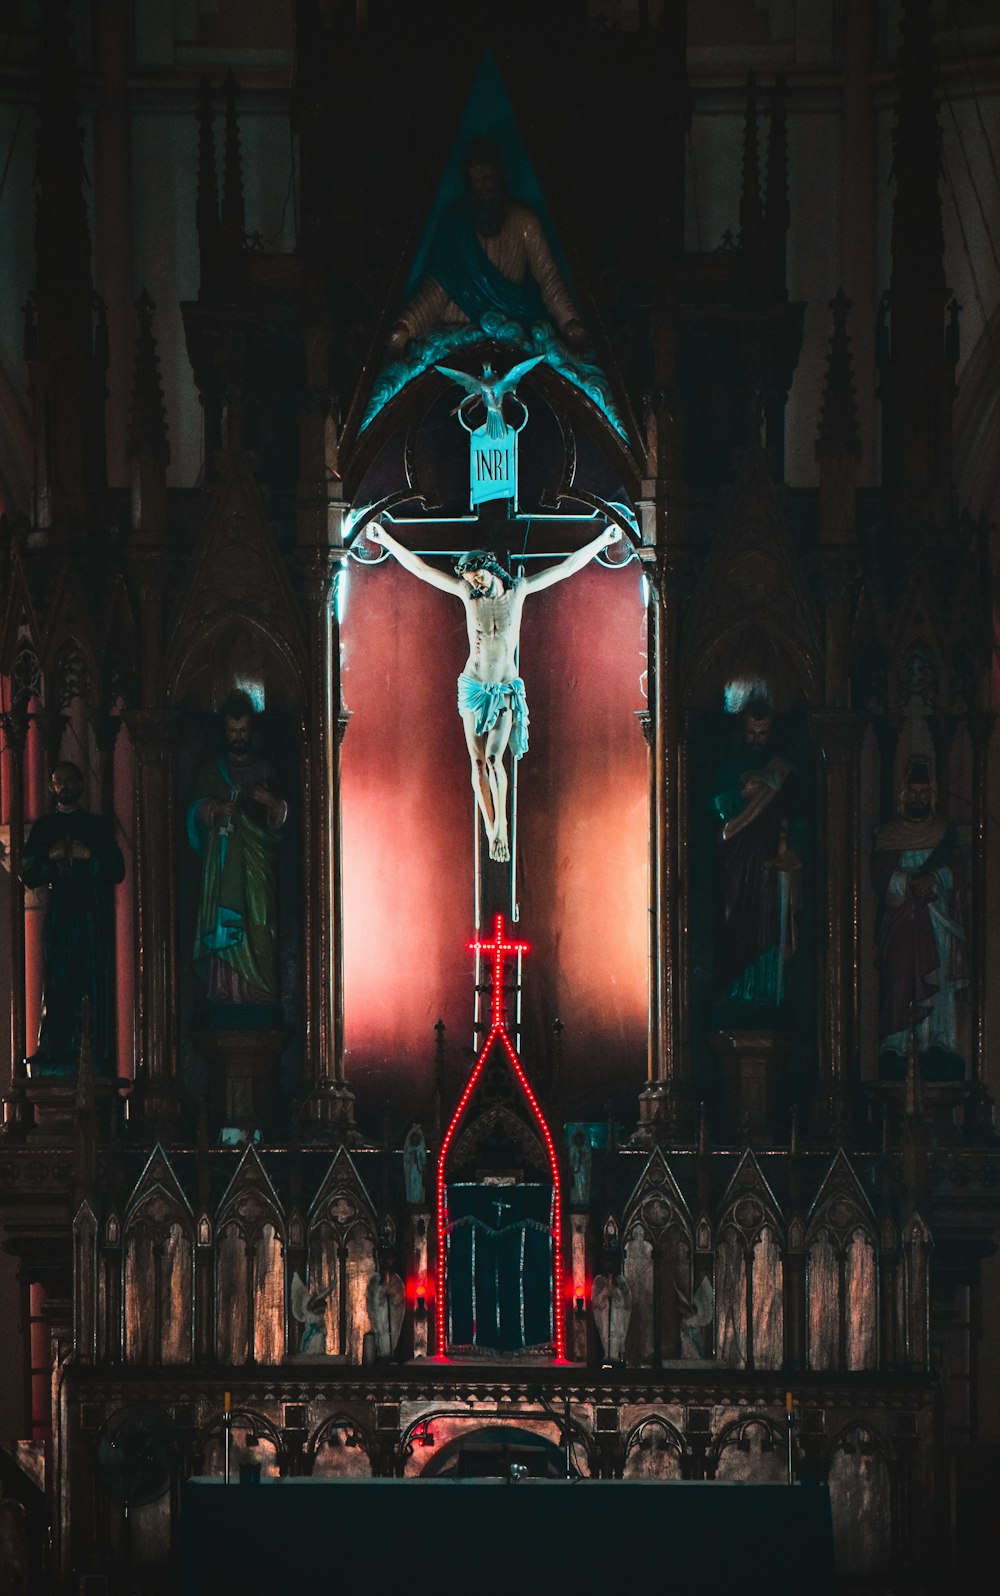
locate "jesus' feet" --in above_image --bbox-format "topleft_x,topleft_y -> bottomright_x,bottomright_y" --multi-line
490,833 -> 510,863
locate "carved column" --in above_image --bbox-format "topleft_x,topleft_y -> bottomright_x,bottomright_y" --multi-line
299,549 -> 355,1140
810,709 -> 865,1132
125,706 -> 181,1132
967,710 -> 995,1113
23,708 -> 48,1067
89,708 -> 124,1077
783,1216 -> 806,1370
637,559 -> 686,1137
1,699 -> 30,1132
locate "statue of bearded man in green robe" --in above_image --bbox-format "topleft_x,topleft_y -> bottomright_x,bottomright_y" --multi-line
187,691 -> 287,1017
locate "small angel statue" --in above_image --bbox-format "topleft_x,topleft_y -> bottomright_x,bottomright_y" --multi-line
291,1271 -> 335,1355
678,1276 -> 715,1360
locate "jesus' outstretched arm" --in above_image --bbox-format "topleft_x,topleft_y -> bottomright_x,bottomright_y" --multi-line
522,524 -> 620,594
364,523 -> 465,595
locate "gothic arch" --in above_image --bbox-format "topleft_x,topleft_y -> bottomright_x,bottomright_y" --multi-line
621,1150 -> 695,1365
715,1152 -> 785,1370
307,1413 -> 374,1478
197,1407 -> 285,1480
214,1147 -> 287,1366
169,612 -> 304,714
710,1414 -> 786,1482
623,1414 -> 688,1479
304,1148 -> 378,1362
805,1151 -> 879,1372
122,1147 -> 194,1367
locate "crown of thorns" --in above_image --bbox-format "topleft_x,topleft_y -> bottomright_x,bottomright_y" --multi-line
454,549 -> 511,586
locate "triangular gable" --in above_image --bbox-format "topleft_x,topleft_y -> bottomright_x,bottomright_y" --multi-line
623,1147 -> 694,1231
166,450 -> 306,699
717,1148 -> 783,1230
806,1148 -> 877,1241
124,1143 -> 193,1226
307,1144 -> 377,1226
346,51 -> 633,454
216,1142 -> 285,1234
680,449 -> 823,710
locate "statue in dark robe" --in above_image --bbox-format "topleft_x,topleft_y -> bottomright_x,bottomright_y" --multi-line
187,691 -> 288,1021
712,701 -> 802,1022
21,761 -> 125,1075
872,758 -> 967,1075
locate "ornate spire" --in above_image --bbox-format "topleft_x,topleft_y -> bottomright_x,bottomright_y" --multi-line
127,290 -> 169,468
221,69 -> 246,255
739,71 -> 763,241
816,290 -> 860,464
196,75 -> 220,295
765,73 -> 789,292
126,290 -> 169,538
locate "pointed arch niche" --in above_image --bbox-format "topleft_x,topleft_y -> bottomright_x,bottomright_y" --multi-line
170,612 -> 304,1106
339,363 -> 649,1118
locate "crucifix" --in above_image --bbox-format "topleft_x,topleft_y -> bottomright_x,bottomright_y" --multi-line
365,519 -> 619,870
490,1197 -> 513,1228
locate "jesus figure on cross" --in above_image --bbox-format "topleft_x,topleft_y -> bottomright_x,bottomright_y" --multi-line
365,522 -> 619,862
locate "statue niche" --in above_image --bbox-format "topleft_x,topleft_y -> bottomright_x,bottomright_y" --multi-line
872,753 -> 968,1080
688,684 -> 813,1134
176,681 -> 300,1137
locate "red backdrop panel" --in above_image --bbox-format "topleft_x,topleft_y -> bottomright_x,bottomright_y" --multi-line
341,555 -> 648,1127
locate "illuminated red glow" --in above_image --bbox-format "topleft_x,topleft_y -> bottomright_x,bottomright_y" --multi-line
404,1275 -> 435,1307
435,915 -> 566,1361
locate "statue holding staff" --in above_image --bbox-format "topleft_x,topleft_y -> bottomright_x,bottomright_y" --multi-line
365,522 -> 619,862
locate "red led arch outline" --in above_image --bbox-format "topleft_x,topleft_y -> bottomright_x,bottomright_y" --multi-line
435,915 -> 565,1361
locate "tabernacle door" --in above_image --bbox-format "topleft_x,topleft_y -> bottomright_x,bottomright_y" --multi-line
446,1183 -> 553,1353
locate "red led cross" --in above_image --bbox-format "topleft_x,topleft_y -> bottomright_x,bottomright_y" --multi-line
469,914 -> 530,1031
435,915 -> 565,1361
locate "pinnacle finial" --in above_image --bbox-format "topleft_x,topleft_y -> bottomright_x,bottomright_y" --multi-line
221,69 -> 245,247
196,74 -> 220,288
816,289 -> 861,463
765,73 -> 789,290
739,71 -> 762,241
127,289 -> 169,468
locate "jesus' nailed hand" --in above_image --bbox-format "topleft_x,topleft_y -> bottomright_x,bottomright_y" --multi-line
364,521 -> 621,863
